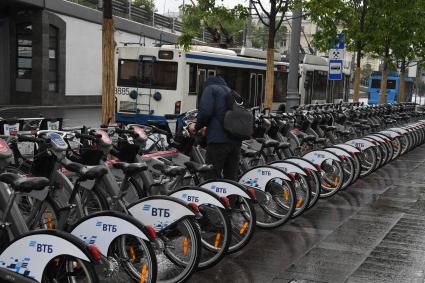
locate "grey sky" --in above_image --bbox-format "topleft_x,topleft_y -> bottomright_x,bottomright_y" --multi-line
154,0 -> 250,14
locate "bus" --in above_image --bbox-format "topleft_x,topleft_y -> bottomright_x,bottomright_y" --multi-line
299,54 -> 351,105
368,71 -> 415,104
115,45 -> 288,124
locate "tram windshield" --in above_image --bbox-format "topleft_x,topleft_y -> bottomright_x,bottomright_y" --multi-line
117,59 -> 178,90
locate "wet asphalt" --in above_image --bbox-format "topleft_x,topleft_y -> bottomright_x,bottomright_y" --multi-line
191,145 -> 425,283
5,107 -> 425,283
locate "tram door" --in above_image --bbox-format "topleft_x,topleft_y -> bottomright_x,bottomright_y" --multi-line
249,73 -> 264,107
196,68 -> 216,107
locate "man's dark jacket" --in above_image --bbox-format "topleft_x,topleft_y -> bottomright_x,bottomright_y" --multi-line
195,76 -> 240,144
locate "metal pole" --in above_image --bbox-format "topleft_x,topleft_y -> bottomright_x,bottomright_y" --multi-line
286,3 -> 302,112
245,0 -> 253,48
128,0 -> 132,20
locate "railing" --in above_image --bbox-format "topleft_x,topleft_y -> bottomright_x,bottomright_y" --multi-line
66,0 -> 213,42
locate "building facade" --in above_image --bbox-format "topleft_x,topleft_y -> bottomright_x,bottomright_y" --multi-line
0,0 -> 183,106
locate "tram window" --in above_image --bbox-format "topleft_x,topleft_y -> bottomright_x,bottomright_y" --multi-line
117,59 -> 178,90
387,80 -> 396,89
371,79 -> 381,88
313,70 -> 327,100
273,71 -> 287,102
189,65 -> 197,94
334,80 -> 344,99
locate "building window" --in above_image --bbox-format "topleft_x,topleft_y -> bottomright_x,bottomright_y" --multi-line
48,25 -> 58,92
16,23 -> 32,80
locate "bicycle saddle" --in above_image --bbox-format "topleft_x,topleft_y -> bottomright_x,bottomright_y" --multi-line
0,173 -> 49,193
241,148 -> 258,158
62,161 -> 108,180
153,163 -> 186,177
113,162 -> 148,174
320,125 -> 337,131
278,142 -> 290,149
255,138 -> 279,148
184,161 -> 214,173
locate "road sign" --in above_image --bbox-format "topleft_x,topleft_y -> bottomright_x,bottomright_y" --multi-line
328,60 -> 343,80
329,49 -> 344,60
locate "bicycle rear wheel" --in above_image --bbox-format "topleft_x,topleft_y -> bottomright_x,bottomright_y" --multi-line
227,196 -> 256,254
254,180 -> 296,229
156,217 -> 201,283
43,256 -> 98,283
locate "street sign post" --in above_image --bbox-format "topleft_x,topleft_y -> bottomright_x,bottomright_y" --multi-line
328,60 -> 343,80
328,34 -> 345,81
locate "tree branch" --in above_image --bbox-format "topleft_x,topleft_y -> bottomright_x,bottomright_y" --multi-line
252,0 -> 270,18
252,3 -> 270,27
275,1 -> 290,32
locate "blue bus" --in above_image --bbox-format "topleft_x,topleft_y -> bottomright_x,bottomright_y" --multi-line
368,71 -> 415,104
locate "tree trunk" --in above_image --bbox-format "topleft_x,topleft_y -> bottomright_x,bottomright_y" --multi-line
102,0 -> 116,124
379,66 -> 388,104
264,48 -> 275,109
398,61 -> 406,102
352,51 -> 362,102
264,17 -> 276,110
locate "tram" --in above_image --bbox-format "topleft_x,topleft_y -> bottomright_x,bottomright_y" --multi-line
114,46 -> 351,124
115,45 -> 288,124
299,54 -> 351,105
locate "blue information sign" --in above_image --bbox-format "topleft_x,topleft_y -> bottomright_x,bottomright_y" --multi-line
328,60 -> 343,80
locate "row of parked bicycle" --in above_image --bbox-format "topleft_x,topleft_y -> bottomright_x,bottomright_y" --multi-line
0,102 -> 423,283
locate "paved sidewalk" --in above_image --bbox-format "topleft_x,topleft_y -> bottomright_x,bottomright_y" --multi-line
191,145 -> 425,283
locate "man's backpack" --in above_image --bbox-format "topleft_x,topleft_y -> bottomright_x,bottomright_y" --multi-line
223,90 -> 254,140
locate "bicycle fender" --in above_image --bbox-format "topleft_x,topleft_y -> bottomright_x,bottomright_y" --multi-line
325,147 -> 351,158
285,158 -> 318,172
0,231 -> 91,282
365,135 -> 385,144
24,187 -> 49,202
169,187 -> 225,209
302,150 -> 340,167
70,212 -> 150,256
370,134 -> 391,142
345,139 -> 375,150
199,180 -> 251,199
127,196 -> 195,232
379,130 -> 401,139
388,127 -> 408,134
238,166 -> 290,192
333,144 -> 361,154
270,161 -> 307,176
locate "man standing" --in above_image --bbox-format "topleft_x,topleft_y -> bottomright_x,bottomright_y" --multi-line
189,75 -> 241,180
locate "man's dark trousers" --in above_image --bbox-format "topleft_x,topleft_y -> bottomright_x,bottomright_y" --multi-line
205,143 -> 241,181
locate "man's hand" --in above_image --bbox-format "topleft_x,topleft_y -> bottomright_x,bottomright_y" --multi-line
199,127 -> 207,136
188,123 -> 196,135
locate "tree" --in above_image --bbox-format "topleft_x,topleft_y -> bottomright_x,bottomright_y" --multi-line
363,0 -> 394,104
177,0 -> 249,50
305,0 -> 376,102
390,0 -> 425,102
132,0 -> 155,13
360,63 -> 372,85
251,0 -> 294,109
366,0 -> 425,104
251,24 -> 287,51
102,0 -> 115,124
